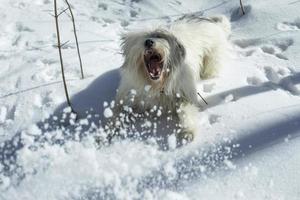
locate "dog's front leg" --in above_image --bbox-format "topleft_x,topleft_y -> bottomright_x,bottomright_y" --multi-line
176,103 -> 200,146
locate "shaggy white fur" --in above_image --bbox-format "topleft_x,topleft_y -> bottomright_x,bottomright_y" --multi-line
115,15 -> 231,142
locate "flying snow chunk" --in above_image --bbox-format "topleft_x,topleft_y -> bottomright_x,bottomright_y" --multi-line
70,112 -> 77,119
27,124 -> 42,136
157,109 -> 162,117
144,120 -> 152,128
103,101 -> 108,107
144,85 -> 151,92
104,107 -> 113,118
164,161 -> 177,179
110,100 -> 115,108
224,159 -> 236,170
130,89 -> 137,95
0,175 -> 10,190
168,134 -> 177,150
63,106 -> 72,113
79,119 -> 89,126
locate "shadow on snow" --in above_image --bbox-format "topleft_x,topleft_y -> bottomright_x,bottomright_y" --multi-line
0,70 -> 300,193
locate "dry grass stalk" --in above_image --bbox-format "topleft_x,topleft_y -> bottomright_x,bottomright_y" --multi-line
53,0 -> 74,112
65,0 -> 84,79
240,0 -> 245,15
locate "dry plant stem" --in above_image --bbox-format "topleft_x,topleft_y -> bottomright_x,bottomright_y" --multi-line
240,0 -> 245,15
197,92 -> 208,105
65,0 -> 84,79
54,0 -> 73,111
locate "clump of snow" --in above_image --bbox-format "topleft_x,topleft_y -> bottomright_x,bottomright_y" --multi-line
0,107 -> 7,123
103,107 -> 113,118
103,101 -> 109,107
130,89 -> 137,95
0,175 -> 10,191
156,109 -> 162,117
110,100 -> 115,108
224,159 -> 237,170
144,85 -> 151,92
63,107 -> 72,114
168,134 -> 177,150
79,119 -> 89,126
26,124 -> 42,136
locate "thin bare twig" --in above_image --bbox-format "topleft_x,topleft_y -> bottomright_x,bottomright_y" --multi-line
239,0 -> 245,15
65,0 -> 84,79
60,40 -> 70,48
57,7 -> 69,17
53,0 -> 74,112
197,92 -> 208,105
48,13 -> 55,17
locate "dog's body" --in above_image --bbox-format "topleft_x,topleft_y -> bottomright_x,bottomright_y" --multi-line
115,15 -> 231,142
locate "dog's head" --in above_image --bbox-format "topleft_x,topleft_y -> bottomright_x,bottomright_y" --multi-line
121,29 -> 186,83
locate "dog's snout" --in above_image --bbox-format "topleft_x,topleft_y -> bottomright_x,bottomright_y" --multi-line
144,39 -> 154,48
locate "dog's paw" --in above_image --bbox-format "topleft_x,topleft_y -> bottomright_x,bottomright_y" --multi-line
176,129 -> 194,147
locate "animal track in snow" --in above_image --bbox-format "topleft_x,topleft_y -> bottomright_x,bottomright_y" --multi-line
274,38 -> 294,51
260,46 -> 288,60
102,18 -> 115,24
33,92 -> 54,109
208,114 -> 221,125
98,3 -> 108,10
202,82 -> 216,93
277,18 -> 300,31
121,20 -> 130,27
246,76 -> 263,86
16,22 -> 34,32
6,105 -> 16,121
233,38 -> 261,49
264,66 -> 280,84
230,5 -> 252,22
130,10 -> 138,18
263,66 -> 300,95
233,37 -> 293,60
31,65 -> 59,82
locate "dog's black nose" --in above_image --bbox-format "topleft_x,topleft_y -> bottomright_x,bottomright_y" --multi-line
144,39 -> 154,48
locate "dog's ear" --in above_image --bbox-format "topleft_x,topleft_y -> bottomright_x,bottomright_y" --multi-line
172,38 -> 186,65
120,32 -> 144,57
175,39 -> 186,58
120,31 -> 146,68
120,33 -> 131,56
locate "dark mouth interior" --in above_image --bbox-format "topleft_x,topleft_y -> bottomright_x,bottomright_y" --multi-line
150,54 -> 160,61
144,52 -> 163,80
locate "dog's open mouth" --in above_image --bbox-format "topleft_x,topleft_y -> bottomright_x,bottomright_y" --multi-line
144,50 -> 163,80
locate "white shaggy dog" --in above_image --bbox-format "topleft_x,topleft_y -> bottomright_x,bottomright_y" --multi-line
115,14 -> 231,143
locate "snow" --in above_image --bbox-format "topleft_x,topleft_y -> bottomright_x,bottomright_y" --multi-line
144,85 -> 151,92
103,107 -> 113,118
0,0 -> 300,199
167,134 -> 176,150
0,107 -> 7,124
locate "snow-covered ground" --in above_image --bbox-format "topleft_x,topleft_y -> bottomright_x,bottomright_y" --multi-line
1,0 -> 300,199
